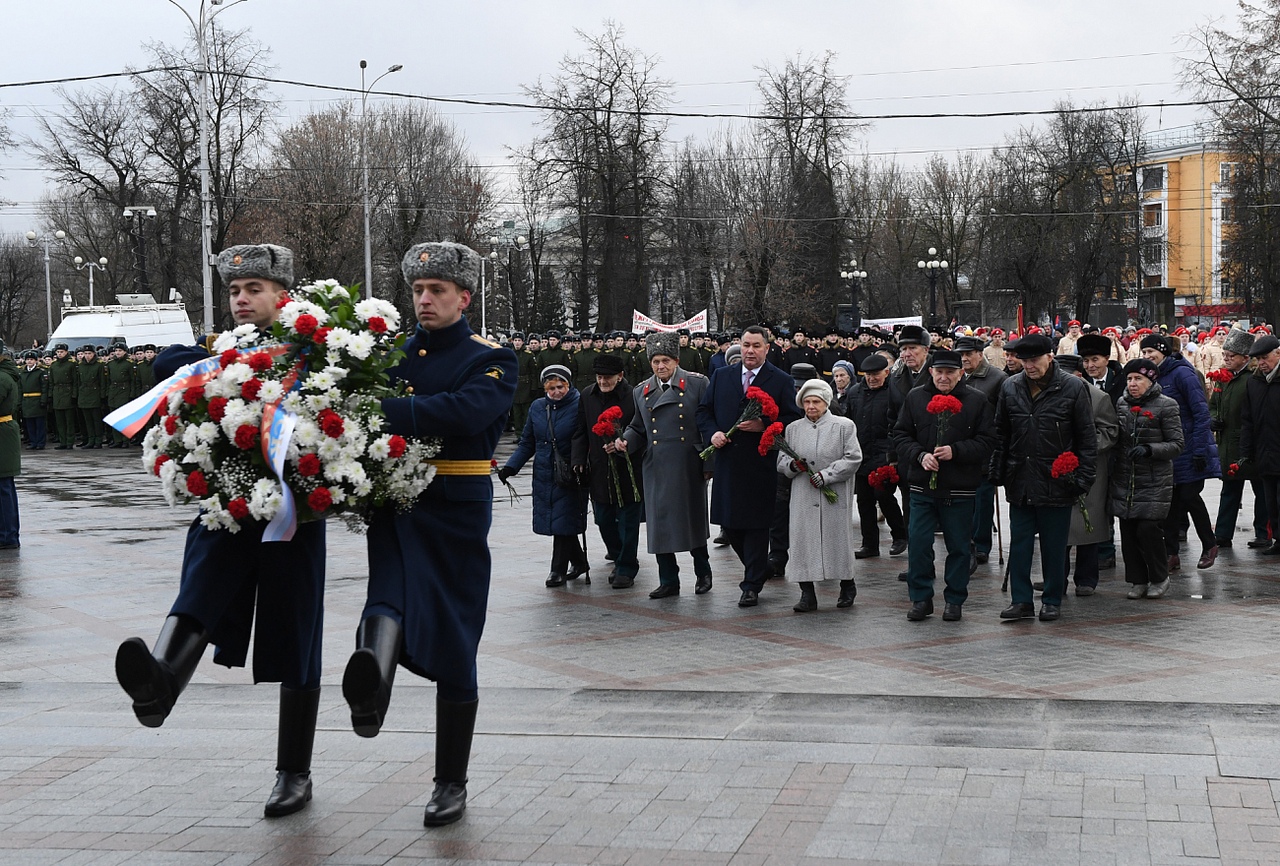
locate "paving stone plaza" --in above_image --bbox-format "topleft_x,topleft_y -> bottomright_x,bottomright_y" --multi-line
4,446 -> 1280,865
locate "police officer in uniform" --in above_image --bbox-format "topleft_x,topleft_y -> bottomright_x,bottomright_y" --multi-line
19,351 -> 48,450
341,241 -> 516,828
47,344 -> 77,449
114,243 -> 327,818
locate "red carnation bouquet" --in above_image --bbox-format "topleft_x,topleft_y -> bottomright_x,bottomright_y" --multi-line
1050,450 -> 1093,532
867,464 -> 900,492
700,384 -> 780,460
591,405 -> 640,503
925,393 -> 964,489
1206,368 -> 1233,384
757,421 -> 838,503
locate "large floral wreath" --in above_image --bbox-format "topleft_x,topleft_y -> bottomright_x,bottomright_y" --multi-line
119,280 -> 440,536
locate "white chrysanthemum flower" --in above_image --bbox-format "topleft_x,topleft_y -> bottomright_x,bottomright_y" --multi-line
368,435 -> 391,461
322,365 -> 349,382
323,327 -> 352,350
167,392 -> 185,415
305,371 -> 336,392
201,375 -> 233,399
248,479 -> 282,521
282,393 -> 305,415
219,362 -> 253,386
327,486 -> 346,506
344,332 -> 376,360
278,300 -> 329,329
318,438 -> 343,461
327,284 -> 350,299
326,351 -> 342,366
199,511 -> 224,530
257,381 -> 284,403
196,421 -> 221,445
305,393 -> 332,412
293,419 -> 321,448
182,425 -> 203,451
353,478 -> 373,497
354,298 -> 399,325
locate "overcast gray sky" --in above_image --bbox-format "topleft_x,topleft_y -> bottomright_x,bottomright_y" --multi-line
1,0 -> 1244,234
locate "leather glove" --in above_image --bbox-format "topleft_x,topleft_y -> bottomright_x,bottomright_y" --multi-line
809,471 -> 824,489
1209,418 -> 1224,433
1192,455 -> 1207,472
497,466 -> 515,482
1127,445 -> 1151,461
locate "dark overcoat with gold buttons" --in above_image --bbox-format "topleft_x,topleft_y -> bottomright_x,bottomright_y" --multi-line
623,368 -> 710,554
372,316 -> 517,692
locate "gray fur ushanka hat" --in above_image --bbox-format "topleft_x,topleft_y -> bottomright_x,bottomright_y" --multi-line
216,244 -> 294,289
401,242 -> 481,292
1222,328 -> 1255,357
645,331 -> 680,361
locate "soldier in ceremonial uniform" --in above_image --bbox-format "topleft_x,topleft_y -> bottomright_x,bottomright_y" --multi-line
104,342 -> 136,448
817,325 -> 847,380
341,241 -> 516,828
573,333 -> 600,392
539,329 -> 570,370
511,333 -> 536,436
19,351 -> 49,450
782,327 -> 819,373
678,328 -> 704,374
74,345 -> 107,448
115,243 -> 327,818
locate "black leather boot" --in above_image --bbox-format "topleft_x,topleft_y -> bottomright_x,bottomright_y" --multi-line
342,615 -> 401,738
114,615 -> 208,728
264,685 -> 320,817
792,582 -> 817,612
836,580 -> 857,608
423,696 -> 478,827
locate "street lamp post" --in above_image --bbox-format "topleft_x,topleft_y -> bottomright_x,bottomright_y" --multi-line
165,0 -> 248,334
25,229 -> 66,342
360,60 -> 403,300
122,206 -> 158,298
916,247 -> 949,330
73,256 -> 110,306
485,234 -> 527,338
840,258 -> 867,330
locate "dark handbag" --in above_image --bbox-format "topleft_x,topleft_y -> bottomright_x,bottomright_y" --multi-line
547,404 -> 588,490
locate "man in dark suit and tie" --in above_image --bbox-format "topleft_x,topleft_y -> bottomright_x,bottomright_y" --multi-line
1077,334 -> 1125,406
697,325 -> 802,607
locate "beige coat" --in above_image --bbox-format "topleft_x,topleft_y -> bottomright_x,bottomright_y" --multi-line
776,410 -> 862,582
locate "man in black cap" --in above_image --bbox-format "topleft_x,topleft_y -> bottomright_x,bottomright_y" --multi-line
1240,333 -> 1280,553
991,334 -> 1097,622
572,352 -> 644,589
573,332 -> 600,392
677,328 -> 704,374
849,327 -> 877,373
1211,329 -> 1267,549
892,350 -> 995,621
889,325 -> 931,402
74,342 -> 107,448
510,333 -> 534,434
104,342 -> 136,448
1077,333 -> 1124,406
540,330 -> 571,370
846,354 -> 907,559
782,327 -> 817,374
47,343 -> 76,449
956,336 -> 1006,565
817,326 -> 847,380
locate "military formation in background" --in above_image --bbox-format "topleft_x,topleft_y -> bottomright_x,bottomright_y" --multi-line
4,341 -> 158,450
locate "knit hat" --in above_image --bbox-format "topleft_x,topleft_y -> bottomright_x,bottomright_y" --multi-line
539,364 -> 572,384
1122,358 -> 1159,382
724,344 -> 743,365
796,378 -> 833,408
1222,329 -> 1255,357
1140,334 -> 1175,358
216,244 -> 294,289
832,359 -> 857,380
645,331 -> 680,361
401,241 -> 481,292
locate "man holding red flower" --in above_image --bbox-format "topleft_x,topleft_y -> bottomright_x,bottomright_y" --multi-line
991,334 -> 1098,622
697,326 -> 801,607
891,350 -> 995,622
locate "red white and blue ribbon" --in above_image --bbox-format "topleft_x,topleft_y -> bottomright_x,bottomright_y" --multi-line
260,357 -> 307,542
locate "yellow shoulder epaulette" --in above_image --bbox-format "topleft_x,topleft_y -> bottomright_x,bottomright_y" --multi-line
470,334 -> 501,349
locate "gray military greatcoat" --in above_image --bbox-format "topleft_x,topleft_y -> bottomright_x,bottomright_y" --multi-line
1069,382 -> 1119,545
776,410 -> 862,582
623,368 -> 711,554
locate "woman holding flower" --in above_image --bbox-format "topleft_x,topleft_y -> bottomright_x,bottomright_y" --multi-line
500,364 -> 590,587
1111,358 -> 1185,599
776,379 -> 862,612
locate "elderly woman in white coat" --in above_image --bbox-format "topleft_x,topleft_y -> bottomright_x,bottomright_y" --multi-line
776,379 -> 862,612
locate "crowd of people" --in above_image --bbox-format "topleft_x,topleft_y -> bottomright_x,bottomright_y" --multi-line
497,315 -> 1280,622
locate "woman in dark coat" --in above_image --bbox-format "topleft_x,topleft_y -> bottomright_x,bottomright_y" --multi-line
1111,359 -> 1185,599
1140,335 -> 1220,570
571,354 -> 643,588
500,365 -> 589,586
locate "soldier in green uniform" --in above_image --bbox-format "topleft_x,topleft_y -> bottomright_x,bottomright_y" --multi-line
104,341 -> 137,448
573,333 -> 599,392
511,333 -> 537,436
47,344 -> 77,449
539,330 -> 570,370
677,329 -> 704,374
19,351 -> 49,450
75,345 -> 107,449
131,344 -> 159,445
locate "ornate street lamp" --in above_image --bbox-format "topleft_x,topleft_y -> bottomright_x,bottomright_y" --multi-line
73,255 -> 110,307
26,229 -> 66,341
359,60 -> 402,299
840,258 -> 867,330
917,247 -> 949,329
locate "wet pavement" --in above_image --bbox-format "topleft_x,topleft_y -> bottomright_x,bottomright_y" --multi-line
3,444 -> 1280,864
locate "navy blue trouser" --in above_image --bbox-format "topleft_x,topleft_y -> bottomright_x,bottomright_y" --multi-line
1008,504 -> 1071,606
656,546 -> 711,587
594,500 -> 642,578
971,479 -> 997,555
1216,477 -> 1268,542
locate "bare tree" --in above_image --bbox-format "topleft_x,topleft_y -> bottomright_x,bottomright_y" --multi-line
0,235 -> 43,347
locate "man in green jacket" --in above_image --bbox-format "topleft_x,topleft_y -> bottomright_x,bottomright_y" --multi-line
0,342 -> 20,549
75,346 -> 107,449
1211,329 -> 1267,547
18,351 -> 48,450
104,341 -> 137,448
46,343 -> 77,449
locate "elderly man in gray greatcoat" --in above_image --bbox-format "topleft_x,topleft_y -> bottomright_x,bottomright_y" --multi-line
619,331 -> 712,598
